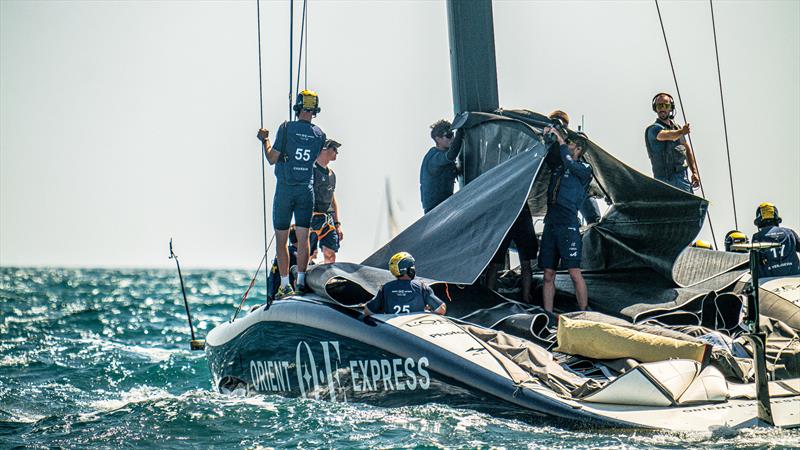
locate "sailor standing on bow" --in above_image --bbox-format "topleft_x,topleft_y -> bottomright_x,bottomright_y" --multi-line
309,139 -> 343,264
257,90 -> 326,298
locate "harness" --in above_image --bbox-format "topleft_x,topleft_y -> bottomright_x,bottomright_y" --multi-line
310,212 -> 335,240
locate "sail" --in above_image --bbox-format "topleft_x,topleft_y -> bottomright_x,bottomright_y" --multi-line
362,142 -> 545,284
363,109 -> 709,285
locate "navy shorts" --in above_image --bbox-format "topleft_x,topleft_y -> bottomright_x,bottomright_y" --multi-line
538,224 -> 582,270
492,211 -> 538,263
309,213 -> 340,252
273,183 -> 314,230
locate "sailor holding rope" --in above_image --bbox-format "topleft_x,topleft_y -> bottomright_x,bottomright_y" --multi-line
258,89 -> 326,298
645,93 -> 700,193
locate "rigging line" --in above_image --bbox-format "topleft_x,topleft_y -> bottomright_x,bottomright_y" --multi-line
295,0 -> 307,97
256,0 -> 270,303
710,0 -> 739,230
655,0 -> 719,249
304,0 -> 308,89
231,250 -> 270,322
288,0 -> 294,120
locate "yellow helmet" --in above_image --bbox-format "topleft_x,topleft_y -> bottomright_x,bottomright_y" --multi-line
724,230 -> 748,252
293,89 -> 320,115
755,202 -> 781,228
389,252 -> 416,278
691,239 -> 712,250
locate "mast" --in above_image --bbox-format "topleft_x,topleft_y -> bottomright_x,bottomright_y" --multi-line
446,0 -> 499,114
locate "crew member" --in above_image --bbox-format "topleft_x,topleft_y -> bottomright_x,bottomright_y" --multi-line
364,252 -> 446,316
751,203 -> 800,278
420,120 -> 461,213
724,230 -> 749,253
539,129 -> 593,312
645,93 -> 700,193
547,110 -> 601,224
309,139 -> 343,264
268,226 -> 299,300
485,204 -> 537,304
257,89 -> 326,298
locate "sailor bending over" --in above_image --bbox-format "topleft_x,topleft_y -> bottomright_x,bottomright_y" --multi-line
539,129 -> 592,313
364,252 -> 446,316
751,202 -> 800,279
309,139 -> 343,264
257,89 -> 326,298
645,93 -> 700,193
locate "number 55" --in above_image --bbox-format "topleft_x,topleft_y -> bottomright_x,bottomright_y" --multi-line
295,148 -> 311,161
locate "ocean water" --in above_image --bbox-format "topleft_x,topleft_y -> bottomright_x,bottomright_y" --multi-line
1,267 -> 799,449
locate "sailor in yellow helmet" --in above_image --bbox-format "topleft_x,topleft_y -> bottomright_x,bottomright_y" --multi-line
724,230 -> 749,253
751,202 -> 800,278
364,252 -> 447,316
257,89 -> 326,298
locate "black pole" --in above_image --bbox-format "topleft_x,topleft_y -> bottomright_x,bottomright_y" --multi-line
446,0 -> 498,115
737,241 -> 778,426
169,239 -> 205,351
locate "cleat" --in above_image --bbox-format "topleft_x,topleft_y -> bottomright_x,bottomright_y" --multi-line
275,286 -> 295,299
296,283 -> 308,293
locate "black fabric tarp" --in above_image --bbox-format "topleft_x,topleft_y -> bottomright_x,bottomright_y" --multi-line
363,109 -> 712,286
362,143 -> 545,284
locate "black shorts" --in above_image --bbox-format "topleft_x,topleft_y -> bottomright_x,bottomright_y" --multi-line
492,211 -> 538,263
309,213 -> 340,252
273,183 -> 314,230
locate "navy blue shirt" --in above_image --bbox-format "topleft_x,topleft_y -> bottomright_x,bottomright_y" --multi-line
645,119 -> 685,181
752,226 -> 800,278
365,279 -> 444,315
420,147 -> 458,213
272,120 -> 326,186
544,145 -> 593,226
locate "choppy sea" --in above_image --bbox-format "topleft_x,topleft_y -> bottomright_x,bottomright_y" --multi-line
1,267 -> 799,449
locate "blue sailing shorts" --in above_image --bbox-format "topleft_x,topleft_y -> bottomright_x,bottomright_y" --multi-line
309,213 -> 340,252
273,183 -> 314,230
538,224 -> 582,270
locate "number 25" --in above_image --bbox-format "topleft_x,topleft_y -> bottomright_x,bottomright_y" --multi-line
393,305 -> 410,314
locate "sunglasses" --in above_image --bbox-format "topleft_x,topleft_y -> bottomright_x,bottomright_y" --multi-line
441,131 -> 454,139
655,102 -> 672,109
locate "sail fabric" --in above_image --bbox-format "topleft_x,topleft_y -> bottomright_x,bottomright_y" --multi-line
364,109 -> 709,286
362,143 -> 546,284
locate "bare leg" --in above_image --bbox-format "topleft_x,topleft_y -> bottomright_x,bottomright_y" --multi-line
569,268 -> 589,310
275,229 -> 290,277
295,226 -> 310,272
542,268 -> 556,312
322,246 -> 336,264
521,260 -> 532,303
485,262 -> 498,291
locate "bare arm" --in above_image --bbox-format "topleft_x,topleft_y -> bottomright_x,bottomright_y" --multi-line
258,128 -> 282,165
432,303 -> 446,315
656,123 -> 690,142
684,139 -> 700,188
331,193 -> 343,242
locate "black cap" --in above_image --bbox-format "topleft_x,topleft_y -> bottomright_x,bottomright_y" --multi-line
324,139 -> 341,149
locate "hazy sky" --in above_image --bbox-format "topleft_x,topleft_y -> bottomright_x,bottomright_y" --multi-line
1,0 -> 798,269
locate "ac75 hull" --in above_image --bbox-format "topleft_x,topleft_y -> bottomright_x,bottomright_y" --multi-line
205,296 -> 800,431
